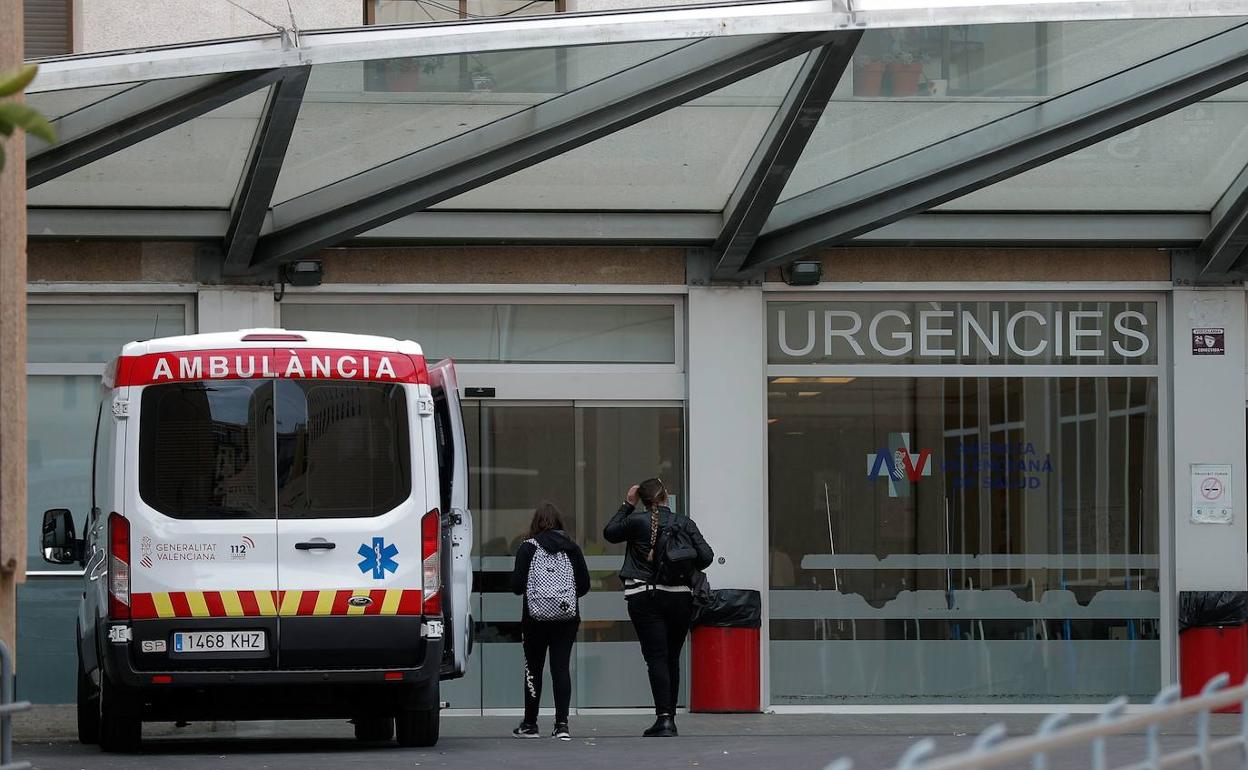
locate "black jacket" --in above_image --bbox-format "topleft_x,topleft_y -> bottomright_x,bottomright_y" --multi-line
602,504 -> 713,584
511,529 -> 591,620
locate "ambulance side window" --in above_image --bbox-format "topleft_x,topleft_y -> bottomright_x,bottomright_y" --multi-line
92,401 -> 114,516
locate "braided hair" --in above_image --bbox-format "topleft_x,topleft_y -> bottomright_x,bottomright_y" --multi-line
638,478 -> 667,562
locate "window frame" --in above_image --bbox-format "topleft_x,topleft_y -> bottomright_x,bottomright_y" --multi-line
762,289 -> 1173,708
25,293 -> 197,577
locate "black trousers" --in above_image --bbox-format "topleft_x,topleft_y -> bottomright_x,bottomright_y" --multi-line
521,617 -> 579,724
626,590 -> 693,715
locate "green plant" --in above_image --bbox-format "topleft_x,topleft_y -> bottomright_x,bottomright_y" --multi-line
0,65 -> 55,171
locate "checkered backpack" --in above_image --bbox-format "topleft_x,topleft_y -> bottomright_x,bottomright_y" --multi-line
524,539 -> 578,621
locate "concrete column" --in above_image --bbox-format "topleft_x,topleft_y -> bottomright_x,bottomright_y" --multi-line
0,0 -> 27,659
685,287 -> 768,700
197,288 -> 279,334
1172,289 -> 1248,591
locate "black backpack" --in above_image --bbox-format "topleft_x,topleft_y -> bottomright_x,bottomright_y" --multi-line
651,520 -> 699,587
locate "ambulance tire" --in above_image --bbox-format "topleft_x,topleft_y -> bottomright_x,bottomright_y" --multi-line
353,717 -> 395,742
395,683 -> 439,747
76,655 -> 99,745
97,673 -> 141,753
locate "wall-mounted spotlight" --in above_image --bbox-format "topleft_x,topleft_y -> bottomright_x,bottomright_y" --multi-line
274,260 -> 323,301
783,261 -> 822,287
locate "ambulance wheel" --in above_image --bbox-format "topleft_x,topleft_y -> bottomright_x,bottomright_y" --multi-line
395,683 -> 439,747
76,655 -> 99,745
97,673 -> 141,753
353,717 -> 394,742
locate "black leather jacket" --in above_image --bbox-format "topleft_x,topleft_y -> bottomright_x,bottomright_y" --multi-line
602,504 -> 714,584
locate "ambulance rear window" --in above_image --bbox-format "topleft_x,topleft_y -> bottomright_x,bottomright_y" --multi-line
139,380 -> 275,519
276,381 -> 411,519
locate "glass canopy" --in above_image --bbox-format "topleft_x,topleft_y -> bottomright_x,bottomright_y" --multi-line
19,2 -> 1248,277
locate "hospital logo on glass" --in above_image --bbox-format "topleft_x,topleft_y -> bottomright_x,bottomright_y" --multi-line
866,432 -> 933,498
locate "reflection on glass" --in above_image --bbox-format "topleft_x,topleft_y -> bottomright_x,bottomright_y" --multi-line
466,404 -> 686,709
273,40 -> 686,204
28,304 -> 187,364
27,376 -> 98,571
440,53 -> 804,211
768,376 -> 1159,703
280,302 -> 677,364
28,88 -> 271,208
782,18 -> 1246,201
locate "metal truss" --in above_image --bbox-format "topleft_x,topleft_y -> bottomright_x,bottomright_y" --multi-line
708,31 -> 862,282
736,22 -> 1248,278
27,70 -> 282,189
243,32 -> 838,274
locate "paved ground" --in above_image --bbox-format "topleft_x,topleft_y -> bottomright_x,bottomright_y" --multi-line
12,708 -> 1248,770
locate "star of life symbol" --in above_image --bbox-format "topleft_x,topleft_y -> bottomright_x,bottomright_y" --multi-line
866,432 -> 932,498
358,537 -> 399,580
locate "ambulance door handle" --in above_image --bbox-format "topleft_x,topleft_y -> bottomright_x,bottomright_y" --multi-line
294,541 -> 336,551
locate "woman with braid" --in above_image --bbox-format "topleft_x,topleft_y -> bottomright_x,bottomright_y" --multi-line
604,478 -> 713,737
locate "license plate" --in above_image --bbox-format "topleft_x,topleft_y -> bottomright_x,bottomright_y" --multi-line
172,631 -> 265,654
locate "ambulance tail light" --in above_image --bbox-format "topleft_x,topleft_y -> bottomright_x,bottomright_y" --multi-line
108,513 -> 131,621
421,509 -> 441,616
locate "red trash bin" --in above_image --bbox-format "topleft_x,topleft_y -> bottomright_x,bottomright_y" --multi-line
1180,624 -> 1248,713
690,625 -> 760,713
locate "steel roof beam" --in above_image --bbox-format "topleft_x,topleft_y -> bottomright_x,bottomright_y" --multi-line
246,32 -> 837,273
27,68 -> 283,189
1196,160 -> 1248,277
738,22 -> 1248,277
223,66 -> 310,277
709,31 -> 861,281
29,1 -> 1248,93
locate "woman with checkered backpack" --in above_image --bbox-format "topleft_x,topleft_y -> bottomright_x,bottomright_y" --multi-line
509,502 -> 590,741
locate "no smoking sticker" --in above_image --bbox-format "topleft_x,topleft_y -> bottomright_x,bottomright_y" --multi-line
1191,464 -> 1233,524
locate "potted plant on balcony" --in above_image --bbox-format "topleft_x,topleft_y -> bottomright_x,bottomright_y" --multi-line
885,50 -> 924,97
853,56 -> 885,96
469,56 -> 497,92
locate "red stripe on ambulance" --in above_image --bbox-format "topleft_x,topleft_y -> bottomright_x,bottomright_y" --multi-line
113,347 -> 428,387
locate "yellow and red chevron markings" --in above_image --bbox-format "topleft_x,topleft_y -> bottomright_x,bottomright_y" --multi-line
130,589 -> 422,619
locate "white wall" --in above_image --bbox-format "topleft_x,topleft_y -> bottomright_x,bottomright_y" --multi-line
1172,289 -> 1248,591
197,288 -> 278,333
75,0 -> 359,52
685,288 -> 768,585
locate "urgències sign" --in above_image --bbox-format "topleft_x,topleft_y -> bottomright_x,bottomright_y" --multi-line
768,301 -> 1158,365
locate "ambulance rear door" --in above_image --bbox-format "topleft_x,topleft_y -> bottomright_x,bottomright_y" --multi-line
273,371 -> 433,670
429,359 -> 472,679
125,375 -> 280,671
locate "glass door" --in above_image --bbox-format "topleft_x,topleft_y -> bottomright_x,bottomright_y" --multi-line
439,401 -> 685,712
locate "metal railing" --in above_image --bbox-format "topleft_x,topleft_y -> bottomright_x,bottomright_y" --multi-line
0,643 -> 31,770
825,674 -> 1248,770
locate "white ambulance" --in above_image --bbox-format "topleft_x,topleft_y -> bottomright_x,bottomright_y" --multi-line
40,330 -> 474,753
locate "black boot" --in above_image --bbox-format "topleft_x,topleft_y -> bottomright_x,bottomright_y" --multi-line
643,714 -> 677,737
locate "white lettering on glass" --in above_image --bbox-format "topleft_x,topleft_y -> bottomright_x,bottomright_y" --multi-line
918,310 -> 955,357
777,310 -> 817,357
825,311 -> 864,357
961,310 -> 1000,358
1068,310 -> 1105,357
1113,310 -> 1151,358
869,310 -> 912,357
1006,311 -> 1047,357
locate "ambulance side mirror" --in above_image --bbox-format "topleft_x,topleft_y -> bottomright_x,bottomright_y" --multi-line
41,509 -> 81,565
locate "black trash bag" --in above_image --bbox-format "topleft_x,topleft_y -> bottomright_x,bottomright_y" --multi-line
1179,591 -> 1248,632
693,588 -> 761,629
